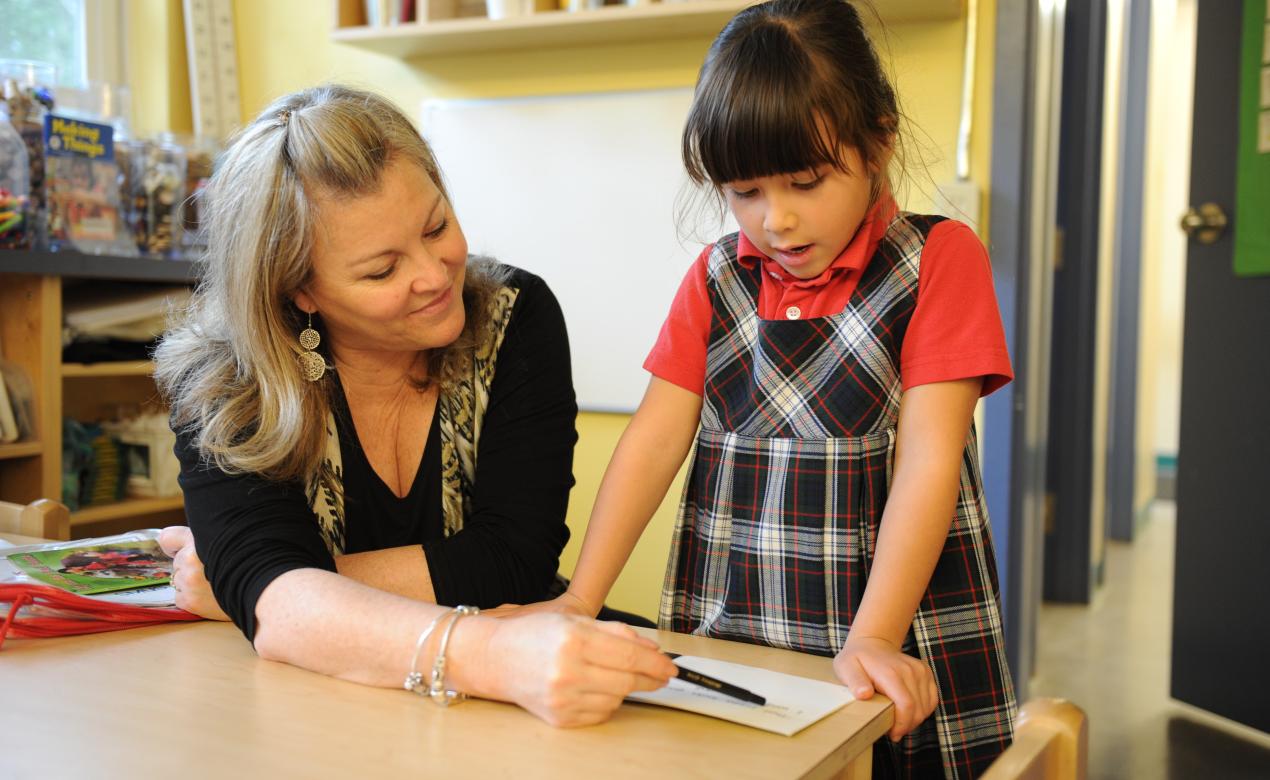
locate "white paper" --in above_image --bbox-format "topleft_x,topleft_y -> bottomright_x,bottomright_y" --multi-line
627,655 -> 854,736
83,583 -> 176,607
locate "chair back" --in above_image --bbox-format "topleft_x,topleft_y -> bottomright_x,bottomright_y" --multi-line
0,499 -> 72,541
981,698 -> 1088,780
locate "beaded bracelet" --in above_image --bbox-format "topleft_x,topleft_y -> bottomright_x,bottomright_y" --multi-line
403,609 -> 453,696
428,604 -> 480,707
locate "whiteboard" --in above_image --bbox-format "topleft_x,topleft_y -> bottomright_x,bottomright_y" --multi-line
421,89 -> 736,413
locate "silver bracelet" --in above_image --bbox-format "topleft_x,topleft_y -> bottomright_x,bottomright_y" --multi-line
403,609 -> 453,695
428,604 -> 480,707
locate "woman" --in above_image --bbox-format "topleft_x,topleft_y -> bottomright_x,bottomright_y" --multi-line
154,84 -> 675,727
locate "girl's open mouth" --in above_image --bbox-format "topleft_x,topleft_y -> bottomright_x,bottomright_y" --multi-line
775,244 -> 814,263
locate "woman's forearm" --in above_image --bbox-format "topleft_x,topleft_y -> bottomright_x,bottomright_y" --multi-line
251,567 -> 499,696
249,567 -> 679,728
335,545 -> 435,603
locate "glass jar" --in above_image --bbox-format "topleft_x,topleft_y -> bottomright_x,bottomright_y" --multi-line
162,132 -> 217,260
0,102 -> 30,250
126,137 -> 187,258
0,60 -> 56,91
54,82 -> 133,139
0,60 -> 56,249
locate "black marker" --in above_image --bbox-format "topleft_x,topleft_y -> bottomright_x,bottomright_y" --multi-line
665,652 -> 767,706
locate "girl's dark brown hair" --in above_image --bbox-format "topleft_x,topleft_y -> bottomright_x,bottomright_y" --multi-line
683,0 -> 897,191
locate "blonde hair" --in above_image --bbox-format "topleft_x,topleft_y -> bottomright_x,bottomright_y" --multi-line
155,84 -> 509,481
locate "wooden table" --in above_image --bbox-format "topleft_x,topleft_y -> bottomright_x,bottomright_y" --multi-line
0,534 -> 892,778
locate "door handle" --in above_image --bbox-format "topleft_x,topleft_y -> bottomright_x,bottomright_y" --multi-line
1179,203 -> 1228,244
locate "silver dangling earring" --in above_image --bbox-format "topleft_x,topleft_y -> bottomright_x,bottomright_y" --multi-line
299,312 -> 326,382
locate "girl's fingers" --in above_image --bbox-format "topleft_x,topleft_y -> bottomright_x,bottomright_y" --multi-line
860,661 -> 914,740
884,686 -> 917,739
904,659 -> 936,723
893,662 -> 937,737
835,647 -> 940,741
834,655 -> 874,699
926,680 -> 939,721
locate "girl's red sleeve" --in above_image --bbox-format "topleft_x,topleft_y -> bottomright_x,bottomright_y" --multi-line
901,220 -> 1013,396
643,246 -> 712,397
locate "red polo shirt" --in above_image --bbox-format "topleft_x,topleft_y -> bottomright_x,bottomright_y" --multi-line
645,197 -> 1013,397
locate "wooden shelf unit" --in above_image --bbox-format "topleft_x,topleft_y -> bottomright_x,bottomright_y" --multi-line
62,361 -> 156,378
330,0 -> 962,57
0,251 -> 197,536
0,441 -> 43,460
71,495 -> 186,525
0,250 -> 198,283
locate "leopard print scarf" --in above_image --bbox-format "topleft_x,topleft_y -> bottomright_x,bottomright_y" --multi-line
306,285 -> 520,555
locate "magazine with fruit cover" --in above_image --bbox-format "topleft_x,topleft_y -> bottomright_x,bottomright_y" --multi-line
1,529 -> 172,597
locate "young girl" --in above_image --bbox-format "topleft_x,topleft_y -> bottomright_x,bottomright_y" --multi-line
532,0 -> 1016,774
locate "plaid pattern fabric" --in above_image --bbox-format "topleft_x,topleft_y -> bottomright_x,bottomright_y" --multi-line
660,214 -> 1016,779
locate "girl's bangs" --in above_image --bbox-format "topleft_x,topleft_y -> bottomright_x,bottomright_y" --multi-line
689,85 -> 843,186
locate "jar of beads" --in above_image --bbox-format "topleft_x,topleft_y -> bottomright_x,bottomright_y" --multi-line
126,137 -> 187,258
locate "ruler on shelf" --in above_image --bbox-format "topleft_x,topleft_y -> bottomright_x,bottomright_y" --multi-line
183,0 -> 240,141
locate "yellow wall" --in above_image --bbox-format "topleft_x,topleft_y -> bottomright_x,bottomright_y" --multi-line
562,411 -> 687,618
121,0 -> 991,618
229,4 -> 979,216
125,0 -> 192,136
232,7 -> 709,111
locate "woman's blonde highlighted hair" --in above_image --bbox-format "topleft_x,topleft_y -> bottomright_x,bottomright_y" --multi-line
155,84 -> 508,482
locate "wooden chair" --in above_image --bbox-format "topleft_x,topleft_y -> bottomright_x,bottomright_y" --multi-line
0,499 -> 71,541
981,698 -> 1088,780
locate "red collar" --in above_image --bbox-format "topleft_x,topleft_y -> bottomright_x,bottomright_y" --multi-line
736,194 -> 898,289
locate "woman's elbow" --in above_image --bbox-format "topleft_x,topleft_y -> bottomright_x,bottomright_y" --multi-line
248,571 -> 309,662
251,615 -> 289,662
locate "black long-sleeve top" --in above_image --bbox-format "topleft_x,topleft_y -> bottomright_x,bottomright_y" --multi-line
174,269 -> 577,642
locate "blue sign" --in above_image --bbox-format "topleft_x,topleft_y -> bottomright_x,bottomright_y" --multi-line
43,114 -> 114,162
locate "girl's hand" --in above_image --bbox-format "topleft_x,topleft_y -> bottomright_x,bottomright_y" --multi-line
479,613 -> 677,727
488,591 -> 597,620
158,525 -> 231,622
833,635 -> 938,741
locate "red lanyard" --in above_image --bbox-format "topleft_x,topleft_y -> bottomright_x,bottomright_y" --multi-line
0,583 -> 200,649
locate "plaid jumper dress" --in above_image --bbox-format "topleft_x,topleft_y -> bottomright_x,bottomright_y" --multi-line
659,214 -> 1017,779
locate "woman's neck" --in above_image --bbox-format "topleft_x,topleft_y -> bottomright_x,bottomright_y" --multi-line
330,346 -> 427,401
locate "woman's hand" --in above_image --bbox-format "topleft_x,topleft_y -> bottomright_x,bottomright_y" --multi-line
158,526 -> 231,622
474,613 -> 677,727
833,635 -> 938,741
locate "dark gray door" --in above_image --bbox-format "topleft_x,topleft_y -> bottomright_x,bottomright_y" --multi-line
1171,0 -> 1270,734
